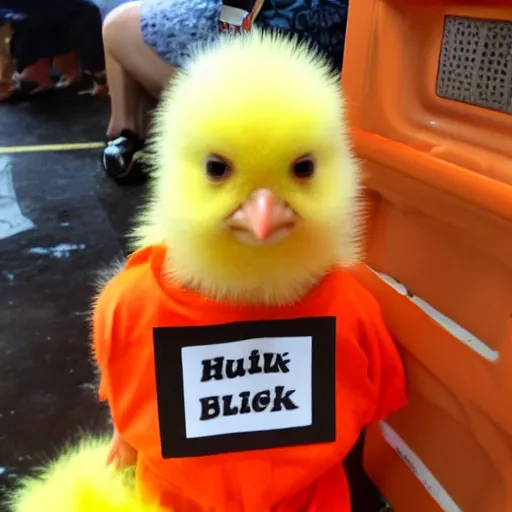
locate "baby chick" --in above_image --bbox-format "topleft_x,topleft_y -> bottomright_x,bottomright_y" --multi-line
133,29 -> 361,306
9,29 -> 406,512
8,437 -> 164,512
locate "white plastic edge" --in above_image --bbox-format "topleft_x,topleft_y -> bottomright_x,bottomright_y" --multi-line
367,266 -> 499,363
379,421 -> 463,512
219,5 -> 248,26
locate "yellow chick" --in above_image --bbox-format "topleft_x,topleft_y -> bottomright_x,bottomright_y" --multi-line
133,28 -> 361,306
9,29 -> 376,512
8,437 -> 164,512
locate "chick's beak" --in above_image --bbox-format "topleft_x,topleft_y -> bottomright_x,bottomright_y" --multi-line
225,188 -> 298,243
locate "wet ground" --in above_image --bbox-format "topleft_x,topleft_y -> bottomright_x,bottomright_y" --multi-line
0,90 -> 383,511
0,90 -> 145,505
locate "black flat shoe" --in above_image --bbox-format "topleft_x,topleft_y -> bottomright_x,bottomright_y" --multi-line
101,129 -> 147,185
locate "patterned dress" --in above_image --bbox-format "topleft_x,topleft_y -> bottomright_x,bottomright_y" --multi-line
140,0 -> 222,69
140,0 -> 349,70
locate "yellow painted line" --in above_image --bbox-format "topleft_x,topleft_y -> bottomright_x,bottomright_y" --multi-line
0,142 -> 104,154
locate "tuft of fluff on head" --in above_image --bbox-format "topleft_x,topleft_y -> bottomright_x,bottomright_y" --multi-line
7,436 -> 164,512
130,29 -> 362,306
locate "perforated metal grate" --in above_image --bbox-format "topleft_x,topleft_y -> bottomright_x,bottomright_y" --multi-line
437,16 -> 512,114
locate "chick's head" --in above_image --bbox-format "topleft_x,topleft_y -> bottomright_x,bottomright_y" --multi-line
135,30 -> 361,306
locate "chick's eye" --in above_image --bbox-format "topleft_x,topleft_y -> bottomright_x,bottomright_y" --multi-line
291,155 -> 316,180
205,155 -> 232,181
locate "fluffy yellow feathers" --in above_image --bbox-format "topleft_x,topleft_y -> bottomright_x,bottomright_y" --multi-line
9,28 -> 362,512
8,437 -> 164,512
133,29 -> 361,306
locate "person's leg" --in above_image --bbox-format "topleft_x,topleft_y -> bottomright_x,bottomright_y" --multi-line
53,50 -> 82,87
8,19 -> 54,95
103,44 -> 144,139
47,16 -> 82,88
101,0 -> 223,183
102,1 -> 175,139
0,21 -> 15,99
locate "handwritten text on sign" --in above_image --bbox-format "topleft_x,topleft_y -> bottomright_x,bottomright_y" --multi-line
181,336 -> 313,439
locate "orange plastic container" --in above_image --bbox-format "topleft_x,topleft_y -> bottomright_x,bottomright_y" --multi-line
342,1 -> 512,511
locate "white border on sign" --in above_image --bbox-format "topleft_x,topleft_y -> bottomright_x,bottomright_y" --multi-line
181,336 -> 313,439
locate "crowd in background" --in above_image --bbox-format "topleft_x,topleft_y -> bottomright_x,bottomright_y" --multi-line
0,0 -> 350,183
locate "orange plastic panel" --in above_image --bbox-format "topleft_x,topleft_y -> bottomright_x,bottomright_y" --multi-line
342,0 -> 512,511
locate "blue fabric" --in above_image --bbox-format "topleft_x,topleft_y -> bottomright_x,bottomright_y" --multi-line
141,0 -> 222,69
257,0 -> 350,70
140,0 -> 349,71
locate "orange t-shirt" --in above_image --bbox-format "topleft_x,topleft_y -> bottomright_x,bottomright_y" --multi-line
93,245 -> 406,512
